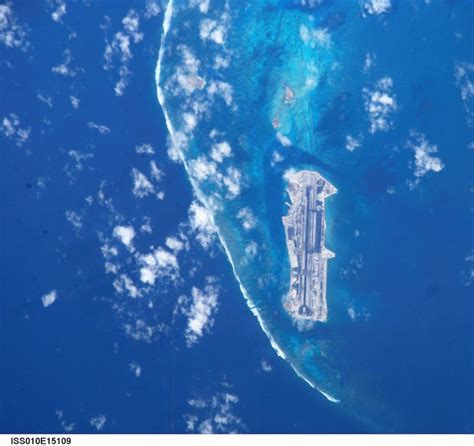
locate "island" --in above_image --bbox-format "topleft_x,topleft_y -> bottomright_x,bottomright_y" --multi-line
282,170 -> 337,322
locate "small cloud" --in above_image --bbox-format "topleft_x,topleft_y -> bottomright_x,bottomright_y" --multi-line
123,319 -> 158,343
178,277 -> 220,347
345,135 -> 362,152
199,17 -> 228,45
222,166 -> 242,198
90,415 -> 107,431
65,210 -> 83,232
41,290 -> 58,308
56,410 -> 75,433
103,9 -> 144,96
37,92 -> 53,108
362,0 -> 391,16
454,61 -> 474,127
236,207 -> 257,231
261,360 -> 272,372
276,131 -> 292,147
189,0 -> 210,14
406,131 -> 444,188
52,49 -> 77,77
165,236 -> 185,252
140,216 -> 153,234
0,3 -> 29,50
87,121 -> 111,135
129,362 -> 142,378
347,304 -> 370,322
70,95 -> 80,109
271,150 -> 284,166
131,168 -> 155,198
49,1 -> 67,23
113,225 -> 135,249
135,143 -> 155,155
144,0 -> 161,19
363,52 -> 376,72
208,81 -> 233,106
131,166 -> 164,199
138,247 -> 179,285
185,388 -> 245,434
464,250 -> 474,287
299,24 -> 331,48
363,77 -> 397,134
210,141 -> 232,163
113,274 -> 141,298
188,202 -> 217,249
1,113 -> 30,147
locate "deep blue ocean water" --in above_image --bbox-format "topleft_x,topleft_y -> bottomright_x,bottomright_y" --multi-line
1,0 -> 473,434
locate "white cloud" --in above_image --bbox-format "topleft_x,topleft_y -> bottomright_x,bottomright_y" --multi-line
207,81 -> 233,106
213,54 -> 231,70
189,156 -> 218,182
131,166 -> 164,199
144,0 -> 161,19
87,121 -> 110,135
90,415 -> 107,431
179,277 -> 219,347
363,77 -> 397,134
188,157 -> 244,199
123,319 -> 158,343
185,390 -> 245,434
52,49 -> 77,77
210,141 -> 232,163
135,143 -> 155,155
364,52 -> 376,72
150,160 -> 164,182
1,113 -> 30,147
50,1 -> 67,23
299,25 -> 331,48
129,362 -> 142,378
276,131 -> 292,147
454,61 -> 474,127
199,18 -> 227,45
41,290 -> 57,308
347,304 -> 370,322
140,216 -> 153,234
261,360 -> 272,372
67,150 -> 94,175
37,92 -> 53,108
236,207 -> 257,231
131,168 -> 155,198
188,202 -> 217,249
113,225 -> 135,249
345,135 -> 362,151
464,250 -> 474,287
113,273 -> 141,298
103,9 -> 144,96
406,131 -> 444,188
56,410 -> 75,433
70,95 -> 80,109
174,45 -> 206,95
122,9 -> 142,41
244,241 -> 258,259
138,247 -> 179,285
362,0 -> 391,15
189,0 -> 210,14
222,166 -> 242,198
271,150 -> 284,166
165,236 -> 185,252
65,210 -> 82,232
0,3 -> 28,49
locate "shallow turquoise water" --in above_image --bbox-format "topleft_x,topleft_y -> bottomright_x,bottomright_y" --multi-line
157,0 -> 474,431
